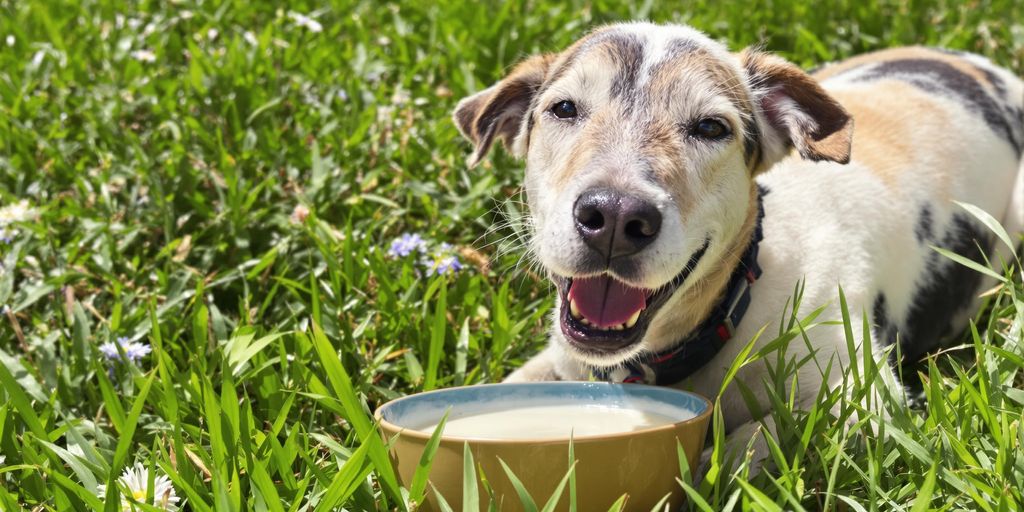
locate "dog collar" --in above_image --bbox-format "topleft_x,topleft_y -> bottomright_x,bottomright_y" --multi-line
593,187 -> 766,386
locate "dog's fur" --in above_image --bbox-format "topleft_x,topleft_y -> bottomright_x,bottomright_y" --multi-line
454,22 -> 1024,467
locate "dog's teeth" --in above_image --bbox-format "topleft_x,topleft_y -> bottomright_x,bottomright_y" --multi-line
580,316 -> 590,326
625,310 -> 641,328
569,298 -> 581,319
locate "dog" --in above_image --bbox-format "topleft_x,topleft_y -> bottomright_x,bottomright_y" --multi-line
453,22 -> 1024,469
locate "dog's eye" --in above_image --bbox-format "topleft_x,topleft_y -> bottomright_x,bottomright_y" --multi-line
551,100 -> 578,119
691,118 -> 730,140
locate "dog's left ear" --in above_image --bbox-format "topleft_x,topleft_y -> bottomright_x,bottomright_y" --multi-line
739,48 -> 853,168
453,54 -> 553,167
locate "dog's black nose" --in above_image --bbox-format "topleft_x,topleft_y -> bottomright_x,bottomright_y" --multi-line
573,188 -> 662,260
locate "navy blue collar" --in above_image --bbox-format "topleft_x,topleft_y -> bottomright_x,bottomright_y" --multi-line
594,187 -> 766,386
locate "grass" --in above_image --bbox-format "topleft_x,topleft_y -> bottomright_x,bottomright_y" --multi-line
0,0 -> 1022,510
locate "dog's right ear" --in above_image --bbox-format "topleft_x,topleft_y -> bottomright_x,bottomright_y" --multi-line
739,48 -> 853,169
453,54 -> 553,167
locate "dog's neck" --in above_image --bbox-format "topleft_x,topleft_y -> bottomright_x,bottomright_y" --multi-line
644,185 -> 762,350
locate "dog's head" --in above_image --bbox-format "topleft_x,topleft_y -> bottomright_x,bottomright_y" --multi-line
454,23 -> 852,366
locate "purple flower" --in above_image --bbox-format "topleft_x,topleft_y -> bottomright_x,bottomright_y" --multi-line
388,233 -> 428,258
430,255 -> 462,275
425,243 -> 463,276
99,336 -> 152,365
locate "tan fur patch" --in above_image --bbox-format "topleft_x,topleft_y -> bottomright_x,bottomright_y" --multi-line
649,50 -> 752,116
828,81 -> 951,188
546,108 -> 614,192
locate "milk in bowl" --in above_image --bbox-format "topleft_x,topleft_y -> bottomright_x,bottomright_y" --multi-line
376,382 -> 711,512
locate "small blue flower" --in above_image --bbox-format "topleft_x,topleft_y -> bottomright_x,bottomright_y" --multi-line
430,255 -> 462,275
388,233 -> 428,258
98,342 -> 120,360
425,243 -> 463,276
98,336 -> 152,365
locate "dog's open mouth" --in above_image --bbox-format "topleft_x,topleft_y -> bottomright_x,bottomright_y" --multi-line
557,238 -> 711,354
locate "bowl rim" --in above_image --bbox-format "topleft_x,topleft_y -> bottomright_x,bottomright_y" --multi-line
374,382 -> 713,445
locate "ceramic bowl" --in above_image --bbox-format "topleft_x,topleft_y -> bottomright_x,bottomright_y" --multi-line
375,382 -> 711,511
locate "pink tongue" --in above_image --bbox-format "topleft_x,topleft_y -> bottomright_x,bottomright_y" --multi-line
568,275 -> 646,328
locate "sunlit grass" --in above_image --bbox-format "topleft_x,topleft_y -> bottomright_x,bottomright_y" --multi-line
0,0 -> 1022,509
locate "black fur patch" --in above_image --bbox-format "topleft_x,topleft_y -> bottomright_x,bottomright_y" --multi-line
607,34 -> 646,103
872,294 -> 900,351
743,115 -> 762,171
524,111 -> 537,149
665,38 -> 700,58
977,65 -> 1008,100
915,204 -> 933,243
897,214 -> 992,363
853,58 -> 1022,155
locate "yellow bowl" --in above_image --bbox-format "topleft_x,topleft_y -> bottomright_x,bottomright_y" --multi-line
376,382 -> 712,511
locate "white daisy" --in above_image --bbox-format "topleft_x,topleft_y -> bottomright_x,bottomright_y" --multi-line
98,463 -> 180,511
0,200 -> 37,225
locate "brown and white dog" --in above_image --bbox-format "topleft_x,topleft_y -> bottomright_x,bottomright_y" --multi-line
453,22 -> 1024,466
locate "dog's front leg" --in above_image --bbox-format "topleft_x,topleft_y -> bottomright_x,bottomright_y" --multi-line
504,344 -> 586,382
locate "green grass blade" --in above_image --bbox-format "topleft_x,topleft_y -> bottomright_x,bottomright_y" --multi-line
0,360 -> 48,439
309,322 -> 402,507
38,440 -> 99,494
539,460 -> 576,512
954,201 -> 1017,258
462,442 -> 479,512
930,246 -> 1007,283
910,460 -> 938,512
735,478 -> 782,511
433,484 -> 457,512
498,458 -> 539,512
604,494 -> 629,512
567,436 -> 577,512
46,469 -> 105,510
315,436 -> 373,512
424,282 -> 448,391
105,371 -> 156,512
409,409 -> 450,506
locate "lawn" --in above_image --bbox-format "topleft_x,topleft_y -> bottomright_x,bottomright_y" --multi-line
1,0 -> 1023,510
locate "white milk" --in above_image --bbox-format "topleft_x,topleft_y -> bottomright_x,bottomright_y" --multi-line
417,404 -> 690,439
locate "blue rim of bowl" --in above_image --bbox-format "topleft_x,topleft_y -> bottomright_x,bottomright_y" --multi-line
374,382 -> 713,445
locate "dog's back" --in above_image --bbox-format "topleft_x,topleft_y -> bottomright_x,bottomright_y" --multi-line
760,47 -> 1024,364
